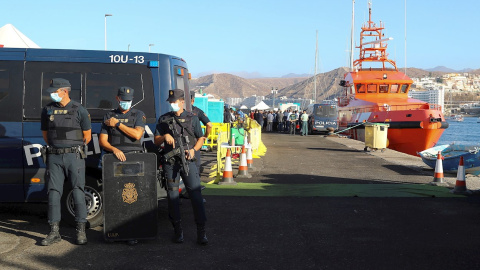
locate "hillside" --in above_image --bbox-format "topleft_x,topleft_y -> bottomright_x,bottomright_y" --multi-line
190,67 -> 477,102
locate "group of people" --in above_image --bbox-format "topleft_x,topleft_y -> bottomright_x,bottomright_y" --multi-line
249,109 -> 310,136
41,78 -> 209,247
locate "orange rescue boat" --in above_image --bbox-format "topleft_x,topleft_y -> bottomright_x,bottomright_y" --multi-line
338,4 -> 448,156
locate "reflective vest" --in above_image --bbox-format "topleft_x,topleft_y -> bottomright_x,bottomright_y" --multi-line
46,101 -> 84,146
105,109 -> 143,152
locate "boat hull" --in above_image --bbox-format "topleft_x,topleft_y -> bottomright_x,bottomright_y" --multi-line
419,144 -> 480,175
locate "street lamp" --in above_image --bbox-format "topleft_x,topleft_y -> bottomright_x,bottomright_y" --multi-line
271,87 -> 278,108
104,14 -> 113,50
148,44 -> 155,52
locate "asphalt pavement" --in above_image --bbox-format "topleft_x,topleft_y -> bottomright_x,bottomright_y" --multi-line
1,132 -> 480,270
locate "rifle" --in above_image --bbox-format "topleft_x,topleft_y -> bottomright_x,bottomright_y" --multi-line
160,115 -> 191,176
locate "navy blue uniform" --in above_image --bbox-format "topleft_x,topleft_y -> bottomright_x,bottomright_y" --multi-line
100,108 -> 146,153
192,105 -> 210,176
155,111 -> 206,224
41,100 -> 91,223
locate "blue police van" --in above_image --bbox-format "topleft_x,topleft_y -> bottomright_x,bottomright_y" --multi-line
306,101 -> 338,134
0,47 -> 192,227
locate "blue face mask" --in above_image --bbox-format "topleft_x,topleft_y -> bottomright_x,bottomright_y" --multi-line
119,101 -> 132,111
50,92 -> 63,102
170,102 -> 180,112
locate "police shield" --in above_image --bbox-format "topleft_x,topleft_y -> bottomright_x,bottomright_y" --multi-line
102,152 -> 157,242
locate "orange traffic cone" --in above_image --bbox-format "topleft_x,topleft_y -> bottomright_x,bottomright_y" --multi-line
218,149 -> 237,185
246,145 -> 255,171
451,156 -> 471,194
236,145 -> 252,178
430,151 -> 448,186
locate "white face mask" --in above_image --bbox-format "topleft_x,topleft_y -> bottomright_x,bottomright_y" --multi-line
170,102 -> 180,112
50,92 -> 63,102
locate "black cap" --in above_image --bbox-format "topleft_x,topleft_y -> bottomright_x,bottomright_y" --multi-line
166,89 -> 184,102
46,78 -> 71,93
117,86 -> 134,101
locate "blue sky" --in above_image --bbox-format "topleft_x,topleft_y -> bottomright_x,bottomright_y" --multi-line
1,0 -> 479,77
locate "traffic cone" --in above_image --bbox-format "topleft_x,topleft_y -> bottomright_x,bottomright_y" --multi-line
246,145 -> 256,171
236,145 -> 252,178
429,151 -> 448,186
218,149 -> 237,185
451,156 -> 471,194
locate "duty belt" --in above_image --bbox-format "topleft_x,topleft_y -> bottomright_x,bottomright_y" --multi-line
48,146 -> 81,154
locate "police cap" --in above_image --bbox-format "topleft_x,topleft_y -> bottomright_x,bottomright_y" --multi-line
166,89 -> 184,102
46,78 -> 71,93
118,86 -> 134,101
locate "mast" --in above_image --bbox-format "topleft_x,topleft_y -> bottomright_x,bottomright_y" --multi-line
314,30 -> 318,103
349,0 -> 355,70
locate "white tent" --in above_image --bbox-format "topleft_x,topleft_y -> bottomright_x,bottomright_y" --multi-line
239,105 -> 248,109
0,24 -> 40,48
251,101 -> 270,110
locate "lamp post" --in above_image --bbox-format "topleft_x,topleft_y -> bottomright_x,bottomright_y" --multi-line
104,14 -> 113,50
148,44 -> 155,52
271,87 -> 278,109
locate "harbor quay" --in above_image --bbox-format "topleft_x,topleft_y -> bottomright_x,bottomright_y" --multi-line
1,133 -> 480,269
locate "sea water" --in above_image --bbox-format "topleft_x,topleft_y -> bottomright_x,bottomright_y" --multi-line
437,117 -> 480,146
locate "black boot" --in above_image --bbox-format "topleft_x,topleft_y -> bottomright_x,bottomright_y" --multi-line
41,222 -> 61,246
75,222 -> 88,245
172,221 -> 184,243
197,224 -> 208,245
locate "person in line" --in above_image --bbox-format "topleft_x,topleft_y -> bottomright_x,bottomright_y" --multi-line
277,110 -> 284,132
40,78 -> 92,246
267,111 -> 274,132
154,89 -> 208,245
301,110 -> 309,136
224,106 -> 232,124
99,86 -> 146,161
289,110 -> 298,135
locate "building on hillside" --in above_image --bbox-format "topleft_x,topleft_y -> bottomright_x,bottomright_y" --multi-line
409,86 -> 445,113
226,97 -> 243,106
240,95 -> 264,109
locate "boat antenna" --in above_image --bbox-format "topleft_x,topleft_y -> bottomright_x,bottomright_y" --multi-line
314,30 -> 318,102
349,0 -> 355,71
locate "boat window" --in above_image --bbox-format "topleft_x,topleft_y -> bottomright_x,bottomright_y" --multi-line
379,84 -> 388,93
356,84 -> 365,93
390,84 -> 399,93
401,84 -> 408,93
367,84 -> 377,93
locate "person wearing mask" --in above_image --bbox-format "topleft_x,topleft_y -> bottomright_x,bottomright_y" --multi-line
154,89 -> 208,245
99,86 -> 146,161
40,78 -> 92,246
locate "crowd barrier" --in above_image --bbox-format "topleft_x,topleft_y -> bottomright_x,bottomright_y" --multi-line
206,117 -> 267,184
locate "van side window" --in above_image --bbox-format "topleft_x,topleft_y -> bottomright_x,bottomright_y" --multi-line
0,62 -> 23,122
86,73 -> 143,110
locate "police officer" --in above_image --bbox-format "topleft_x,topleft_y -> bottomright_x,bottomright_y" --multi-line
154,89 -> 208,245
40,78 -> 92,246
289,110 -> 298,135
190,91 -> 212,178
99,86 -> 146,161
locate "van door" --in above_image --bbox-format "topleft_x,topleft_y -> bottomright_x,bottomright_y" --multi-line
0,61 -> 25,202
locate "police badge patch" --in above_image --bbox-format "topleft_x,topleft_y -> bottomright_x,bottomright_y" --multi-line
122,183 -> 138,204
50,115 -> 54,121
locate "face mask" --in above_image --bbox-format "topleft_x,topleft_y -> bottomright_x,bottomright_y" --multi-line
50,92 -> 63,102
170,102 -> 180,112
119,100 -> 132,111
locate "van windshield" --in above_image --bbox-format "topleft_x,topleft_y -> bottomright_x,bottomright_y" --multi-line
314,105 -> 337,118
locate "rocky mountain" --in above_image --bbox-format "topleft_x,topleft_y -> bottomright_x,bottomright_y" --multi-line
190,67 -> 479,102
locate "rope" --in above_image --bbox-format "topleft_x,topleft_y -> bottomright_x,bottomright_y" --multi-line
331,121 -> 371,135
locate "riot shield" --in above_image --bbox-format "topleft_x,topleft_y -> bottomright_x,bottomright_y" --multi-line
102,152 -> 158,242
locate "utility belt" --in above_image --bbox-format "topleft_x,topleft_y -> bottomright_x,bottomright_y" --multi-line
47,146 -> 83,154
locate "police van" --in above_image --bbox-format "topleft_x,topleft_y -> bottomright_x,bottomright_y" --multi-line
306,101 -> 338,134
0,48 -> 192,227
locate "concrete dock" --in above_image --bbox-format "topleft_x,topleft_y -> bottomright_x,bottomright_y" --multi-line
1,133 -> 479,269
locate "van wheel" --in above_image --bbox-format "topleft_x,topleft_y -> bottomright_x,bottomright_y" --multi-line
61,177 -> 103,228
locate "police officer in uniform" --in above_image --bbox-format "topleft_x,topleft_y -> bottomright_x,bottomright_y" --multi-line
190,91 -> 212,177
154,89 -> 208,245
99,86 -> 146,161
40,78 -> 92,246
